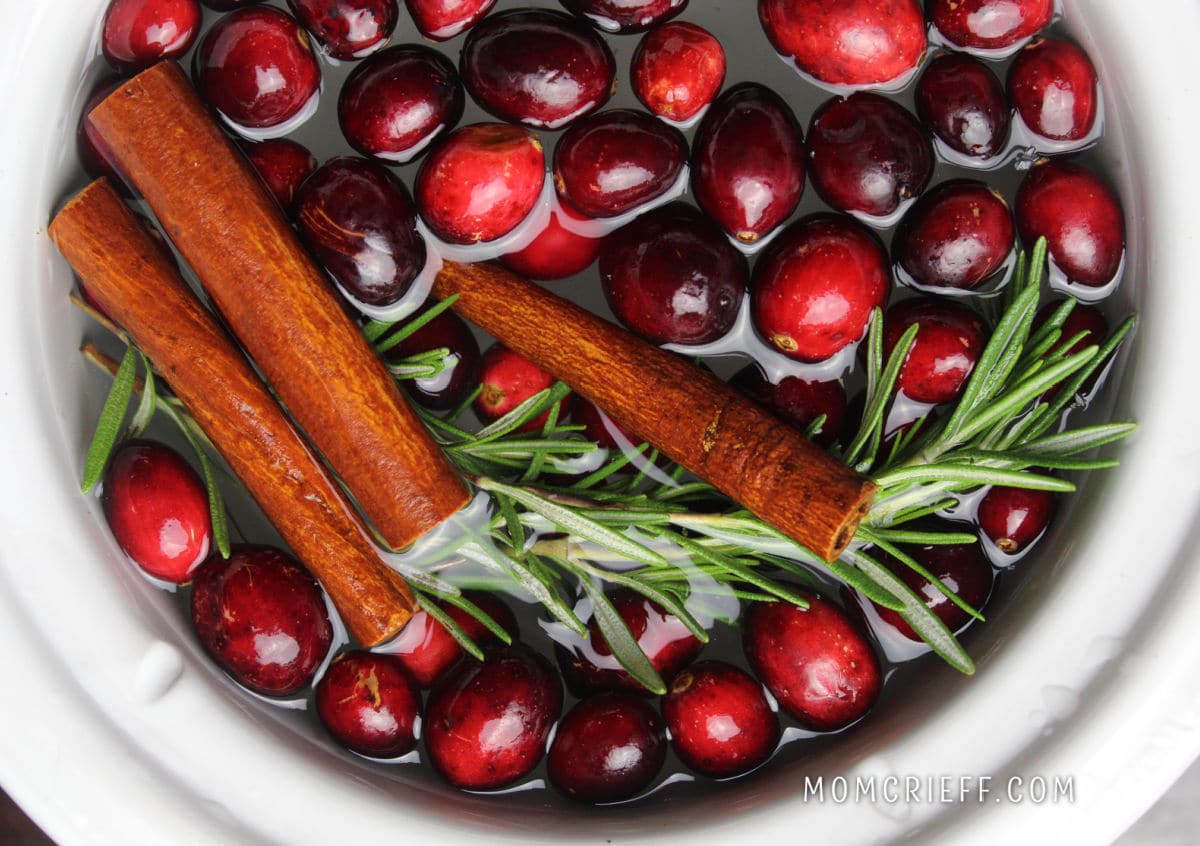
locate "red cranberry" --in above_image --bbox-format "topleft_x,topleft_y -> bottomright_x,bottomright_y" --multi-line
631,21 -> 725,124
287,0 -> 397,60
758,0 -> 926,87
548,693 -> 666,803
240,138 -> 316,211
807,93 -> 932,221
598,203 -> 746,346
190,546 -> 333,697
751,214 -> 890,363
424,644 -> 562,790
662,660 -> 779,778
1032,299 -> 1108,398
570,394 -> 639,450
78,77 -> 125,185
405,0 -> 494,40
553,109 -> 688,219
560,0 -> 685,33
916,53 -> 1009,160
893,180 -> 1015,291
315,651 -> 420,758
1015,159 -> 1125,288
201,0 -> 263,7
416,123 -> 545,244
882,297 -> 989,405
294,157 -> 425,307
388,592 -> 518,687
386,303 -> 482,412
743,590 -> 880,731
101,440 -> 211,583
730,366 -> 847,448
978,486 -> 1055,554
929,0 -> 1054,53
474,344 -> 567,433
691,83 -> 805,245
193,7 -> 321,131
338,45 -> 463,165
500,202 -> 601,281
102,0 -> 201,72
1008,38 -> 1099,143
462,9 -> 616,130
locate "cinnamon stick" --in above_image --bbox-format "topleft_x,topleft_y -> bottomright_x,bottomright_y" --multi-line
51,179 -> 415,646
87,61 -> 468,551
432,261 -> 875,562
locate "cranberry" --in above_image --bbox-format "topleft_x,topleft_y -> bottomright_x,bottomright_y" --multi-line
560,0 -> 685,34
871,533 -> 994,640
893,180 -> 1015,291
388,592 -> 518,687
882,297 -> 989,405
287,0 -> 396,60
691,83 -> 805,245
500,201 -> 601,281
201,0 -> 262,7
101,440 -> 211,583
1015,159 -> 1125,288
548,693 -> 666,803
598,203 -> 746,346
102,0 -> 201,72
474,344 -> 567,433
751,214 -> 890,363
570,394 -> 639,450
315,651 -> 420,758
558,588 -> 702,696
553,109 -> 688,219
193,7 -> 321,131
631,21 -> 725,124
240,138 -> 316,211
294,157 -> 425,307
1031,299 -> 1109,398
424,644 -> 562,790
405,0 -> 494,40
462,9 -> 616,130
916,53 -> 1010,160
807,93 -> 932,221
978,486 -> 1055,554
1008,38 -> 1099,144
758,0 -> 926,87
416,123 -> 545,244
730,366 -> 847,448
190,546 -> 333,697
743,590 -> 880,730
929,0 -> 1054,53
662,660 -> 779,778
78,77 -> 125,185
385,303 -> 482,412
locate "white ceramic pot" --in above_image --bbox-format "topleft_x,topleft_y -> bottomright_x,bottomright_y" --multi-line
2,1 -> 1199,843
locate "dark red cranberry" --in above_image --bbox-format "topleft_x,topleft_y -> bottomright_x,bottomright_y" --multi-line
294,157 -> 425,307
201,0 -> 263,8
758,0 -> 926,87
78,77 -> 125,185
929,0 -> 1054,53
462,9 -> 616,130
1031,299 -> 1109,398
598,203 -> 746,346
287,0 -> 397,60
662,660 -> 779,778
101,440 -> 211,583
240,138 -> 316,211
500,202 -> 601,281
632,21 -> 725,124
424,644 -> 562,790
405,0 -> 494,40
102,0 -> 201,72
916,53 -> 1009,160
388,592 -> 519,688
978,485 -> 1055,554
570,394 -> 639,450
882,297 -> 989,405
338,46 -> 462,165
691,83 -> 805,245
807,93 -> 932,221
553,109 -> 688,219
193,7 -> 321,131
730,366 -> 847,448
557,588 -> 702,696
548,693 -> 666,803
743,590 -> 880,731
560,0 -> 685,33
315,651 -> 420,758
1008,38 -> 1099,143
190,546 -> 333,697
751,214 -> 890,363
416,123 -> 545,244
1016,159 -> 1125,288
893,180 -> 1015,291
474,344 -> 567,433
385,304 -> 482,412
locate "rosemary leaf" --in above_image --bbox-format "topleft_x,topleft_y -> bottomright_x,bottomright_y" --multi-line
413,590 -> 484,661
571,568 -> 667,695
874,464 -> 1075,492
81,345 -> 138,493
438,590 -> 515,646
127,352 -> 157,437
370,294 -> 460,353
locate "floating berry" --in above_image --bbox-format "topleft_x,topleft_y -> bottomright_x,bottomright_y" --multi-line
405,0 -> 495,40
882,297 -> 989,405
978,486 -> 1056,554
662,660 -> 779,778
871,533 -> 994,640
240,138 -> 316,211
474,344 -> 567,433
1008,38 -> 1099,144
915,53 -> 1009,160
287,0 -> 397,60
560,0 -> 685,33
751,214 -> 890,363
386,304 -> 482,412
101,440 -> 211,583
548,693 -> 666,803
78,77 -> 125,185
730,366 -> 847,448
631,21 -> 725,124
102,0 -> 201,72
387,592 -> 518,688
500,202 -> 601,281
929,0 -> 1054,54
190,546 -> 333,697
315,651 -> 421,758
